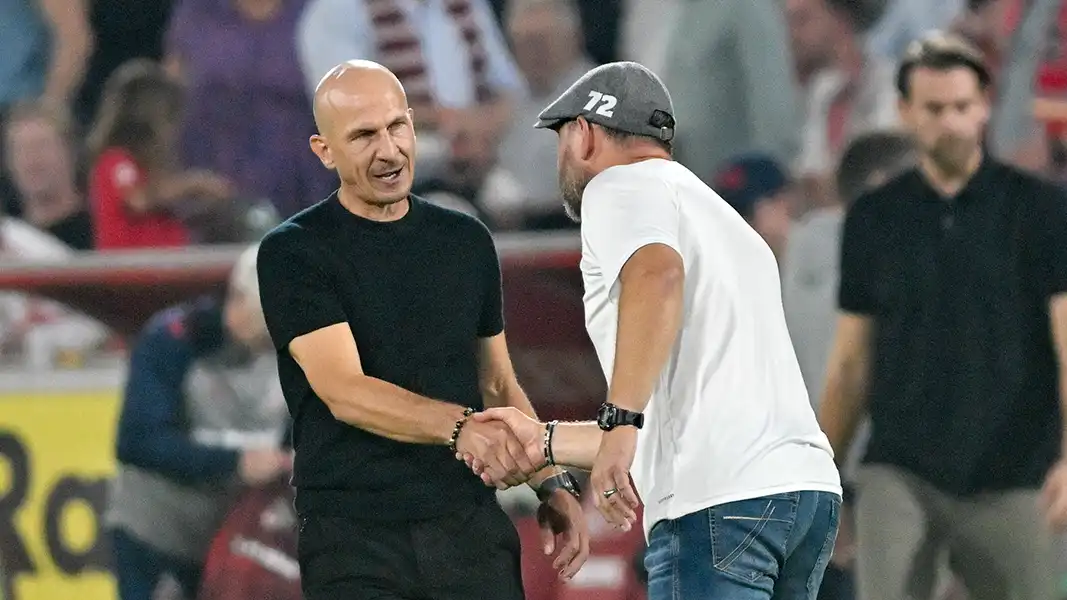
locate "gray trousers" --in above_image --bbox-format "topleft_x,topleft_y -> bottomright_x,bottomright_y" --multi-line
854,464 -> 1061,600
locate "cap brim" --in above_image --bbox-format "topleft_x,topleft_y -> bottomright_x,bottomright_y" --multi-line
533,117 -> 566,130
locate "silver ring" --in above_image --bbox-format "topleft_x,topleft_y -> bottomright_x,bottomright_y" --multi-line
603,488 -> 618,499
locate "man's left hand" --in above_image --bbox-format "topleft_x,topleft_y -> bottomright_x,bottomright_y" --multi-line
1040,458 -> 1067,528
590,427 -> 641,531
538,489 -> 590,581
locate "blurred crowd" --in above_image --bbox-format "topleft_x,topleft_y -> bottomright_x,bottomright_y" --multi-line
2,0 -> 1067,599
3,0 -> 1067,366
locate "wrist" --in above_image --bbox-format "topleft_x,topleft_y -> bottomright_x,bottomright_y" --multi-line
445,406 -> 475,449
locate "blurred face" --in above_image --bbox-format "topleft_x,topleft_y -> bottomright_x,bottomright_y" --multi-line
556,121 -> 596,222
899,67 -> 989,176
4,117 -> 74,198
223,286 -> 268,349
311,82 -> 416,206
785,0 -> 837,76
509,7 -> 576,94
752,191 -> 793,255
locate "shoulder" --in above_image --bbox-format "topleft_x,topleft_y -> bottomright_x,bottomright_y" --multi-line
138,298 -> 224,358
846,167 -> 915,223
260,199 -> 336,256
584,161 -> 678,205
416,195 -> 495,243
0,218 -> 71,259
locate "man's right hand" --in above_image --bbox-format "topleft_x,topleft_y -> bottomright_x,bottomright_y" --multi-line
238,448 -> 293,485
455,419 -> 540,489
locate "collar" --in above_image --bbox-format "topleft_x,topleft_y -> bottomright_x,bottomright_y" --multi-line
913,152 -> 997,203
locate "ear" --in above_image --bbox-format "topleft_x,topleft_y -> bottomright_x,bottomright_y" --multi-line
575,117 -> 596,161
309,134 -> 334,170
896,96 -> 909,126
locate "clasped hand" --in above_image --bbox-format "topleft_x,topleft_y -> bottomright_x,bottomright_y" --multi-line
453,418 -> 544,489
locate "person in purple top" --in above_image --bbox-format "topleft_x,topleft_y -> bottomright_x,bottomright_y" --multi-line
163,0 -> 336,218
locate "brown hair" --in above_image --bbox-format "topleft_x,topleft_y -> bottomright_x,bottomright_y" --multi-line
835,130 -> 915,205
895,32 -> 992,99
85,59 -> 183,174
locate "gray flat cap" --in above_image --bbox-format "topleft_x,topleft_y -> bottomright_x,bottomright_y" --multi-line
533,61 -> 676,141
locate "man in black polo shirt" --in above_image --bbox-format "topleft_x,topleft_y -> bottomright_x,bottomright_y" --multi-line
819,32 -> 1067,600
255,60 -> 589,600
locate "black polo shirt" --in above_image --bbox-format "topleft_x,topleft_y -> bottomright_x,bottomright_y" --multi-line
839,157 -> 1067,495
256,194 -> 501,519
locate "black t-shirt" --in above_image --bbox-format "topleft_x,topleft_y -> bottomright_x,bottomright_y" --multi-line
256,194 -> 502,519
839,158 -> 1067,494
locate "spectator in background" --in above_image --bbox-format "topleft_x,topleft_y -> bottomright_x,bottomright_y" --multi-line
297,0 -> 525,187
618,0 -> 678,74
74,0 -> 174,128
711,154 -> 795,260
0,182 -> 105,367
0,0 -> 94,217
864,0 -> 965,63
163,0 -> 335,219
106,245 -> 293,600
85,59 -> 233,250
660,0 -> 800,183
820,34 -> 1067,600
3,101 -> 93,249
783,131 -> 914,413
789,0 -> 899,209
482,0 -> 595,230
781,131 -> 915,600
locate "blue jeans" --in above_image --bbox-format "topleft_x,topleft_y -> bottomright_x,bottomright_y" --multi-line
645,491 -> 841,600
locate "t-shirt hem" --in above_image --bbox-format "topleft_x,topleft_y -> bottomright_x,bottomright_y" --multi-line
644,481 -> 844,541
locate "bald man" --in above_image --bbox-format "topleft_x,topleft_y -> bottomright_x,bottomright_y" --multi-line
255,61 -> 589,600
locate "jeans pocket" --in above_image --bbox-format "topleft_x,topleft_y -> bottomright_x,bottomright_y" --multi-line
709,494 -> 797,582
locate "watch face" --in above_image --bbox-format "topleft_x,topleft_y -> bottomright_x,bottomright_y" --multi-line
597,404 -> 615,429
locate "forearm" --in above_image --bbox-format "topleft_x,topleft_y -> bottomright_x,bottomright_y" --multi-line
1059,373 -> 1067,456
550,422 -> 603,470
39,0 -> 93,104
818,370 -> 868,466
322,375 -> 470,445
607,269 -> 684,412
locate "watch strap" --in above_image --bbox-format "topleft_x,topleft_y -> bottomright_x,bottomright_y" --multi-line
536,471 -> 580,502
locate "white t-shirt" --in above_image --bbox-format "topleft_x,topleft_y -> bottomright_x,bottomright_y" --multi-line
579,159 -> 841,538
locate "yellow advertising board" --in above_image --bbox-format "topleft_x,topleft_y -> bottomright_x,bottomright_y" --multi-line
0,380 -> 120,600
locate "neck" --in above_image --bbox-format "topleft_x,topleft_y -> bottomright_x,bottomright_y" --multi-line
338,186 -> 410,222
918,149 -> 983,197
23,187 -> 80,228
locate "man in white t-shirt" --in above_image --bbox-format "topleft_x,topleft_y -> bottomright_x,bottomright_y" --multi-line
462,62 -> 842,598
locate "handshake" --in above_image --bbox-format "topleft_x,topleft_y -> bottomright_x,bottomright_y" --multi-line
452,408 -> 549,489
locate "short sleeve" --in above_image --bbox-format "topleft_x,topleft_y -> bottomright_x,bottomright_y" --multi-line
1028,182 -> 1067,299
477,226 -> 504,337
837,196 -> 877,314
256,227 -> 348,350
581,171 -> 682,287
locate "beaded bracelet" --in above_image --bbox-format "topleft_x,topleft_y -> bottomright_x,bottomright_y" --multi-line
543,420 -> 559,466
448,407 -> 477,453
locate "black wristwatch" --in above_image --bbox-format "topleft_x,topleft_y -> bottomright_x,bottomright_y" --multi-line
597,403 -> 644,431
536,471 -> 582,502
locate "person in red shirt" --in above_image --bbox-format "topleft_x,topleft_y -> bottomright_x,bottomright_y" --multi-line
85,59 -> 232,250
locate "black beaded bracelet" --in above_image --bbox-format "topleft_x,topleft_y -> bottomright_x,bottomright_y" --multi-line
448,407 -> 476,453
543,420 -> 558,466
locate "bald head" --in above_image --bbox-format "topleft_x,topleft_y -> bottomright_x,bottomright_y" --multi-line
313,60 -> 408,134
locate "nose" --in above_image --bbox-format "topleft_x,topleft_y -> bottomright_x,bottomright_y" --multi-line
375,132 -> 402,163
